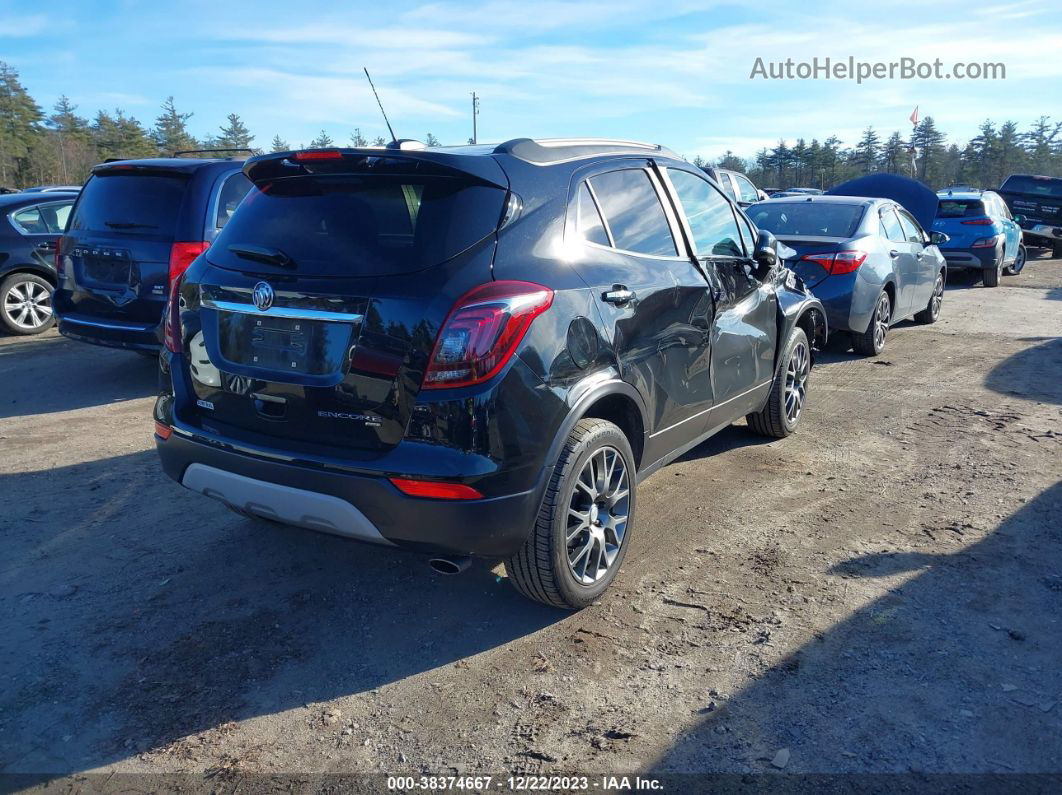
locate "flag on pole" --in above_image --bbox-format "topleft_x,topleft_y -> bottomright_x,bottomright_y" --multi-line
909,106 -> 919,126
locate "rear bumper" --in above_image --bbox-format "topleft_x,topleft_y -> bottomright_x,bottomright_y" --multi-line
807,271 -> 877,334
155,428 -> 548,558
56,312 -> 162,351
941,245 -> 998,270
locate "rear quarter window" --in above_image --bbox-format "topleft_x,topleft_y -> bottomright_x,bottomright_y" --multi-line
70,172 -> 189,237
588,168 -> 677,257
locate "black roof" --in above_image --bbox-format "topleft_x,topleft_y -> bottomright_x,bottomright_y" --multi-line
0,191 -> 79,208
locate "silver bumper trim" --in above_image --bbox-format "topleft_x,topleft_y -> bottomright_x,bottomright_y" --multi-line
181,463 -> 394,545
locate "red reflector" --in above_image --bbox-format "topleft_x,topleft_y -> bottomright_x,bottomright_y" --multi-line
163,275 -> 184,353
389,478 -> 483,500
293,150 -> 344,161
154,421 -> 172,440
168,241 -> 209,283
961,218 -> 993,225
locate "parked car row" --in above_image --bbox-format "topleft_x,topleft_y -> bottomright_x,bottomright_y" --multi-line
8,138 -> 1054,610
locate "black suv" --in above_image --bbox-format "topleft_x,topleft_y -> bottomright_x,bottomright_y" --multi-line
154,139 -> 826,608
54,151 -> 253,352
997,174 -> 1062,258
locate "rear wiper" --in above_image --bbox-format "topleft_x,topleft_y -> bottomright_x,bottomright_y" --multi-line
228,244 -> 294,268
104,221 -> 158,229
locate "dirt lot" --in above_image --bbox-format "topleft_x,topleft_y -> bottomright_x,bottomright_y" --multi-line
2,255 -> 1061,785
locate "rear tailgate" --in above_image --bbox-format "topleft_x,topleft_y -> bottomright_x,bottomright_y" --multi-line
177,153 -> 509,455
64,169 -> 190,321
999,176 -> 1062,226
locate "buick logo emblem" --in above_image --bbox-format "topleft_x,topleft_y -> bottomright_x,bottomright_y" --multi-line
252,281 -> 274,312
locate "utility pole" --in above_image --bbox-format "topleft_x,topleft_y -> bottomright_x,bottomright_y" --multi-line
471,92 -> 480,145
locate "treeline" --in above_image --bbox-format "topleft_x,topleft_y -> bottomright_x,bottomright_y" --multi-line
697,116 -> 1062,191
0,61 -> 440,189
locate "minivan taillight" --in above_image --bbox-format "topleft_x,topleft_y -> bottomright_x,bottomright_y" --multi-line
54,237 -> 64,276
169,241 -> 209,284
800,250 -> 867,276
163,275 -> 184,353
423,281 -> 554,389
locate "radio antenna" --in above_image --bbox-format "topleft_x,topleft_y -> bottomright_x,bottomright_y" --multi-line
363,68 -> 396,143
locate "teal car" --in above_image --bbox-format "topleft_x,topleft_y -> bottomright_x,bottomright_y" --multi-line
932,190 -> 1025,287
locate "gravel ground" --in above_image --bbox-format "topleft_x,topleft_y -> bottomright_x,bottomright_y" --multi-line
1,254 -> 1060,784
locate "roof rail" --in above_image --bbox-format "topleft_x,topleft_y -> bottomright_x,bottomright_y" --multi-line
172,148 -> 255,158
494,137 -> 677,165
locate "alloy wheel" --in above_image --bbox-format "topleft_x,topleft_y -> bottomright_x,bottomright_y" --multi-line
3,279 -> 52,331
873,293 -> 890,351
930,275 -> 944,318
566,446 -> 630,586
784,339 -> 810,423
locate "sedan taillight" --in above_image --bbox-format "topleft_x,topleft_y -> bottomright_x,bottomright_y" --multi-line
799,250 -> 868,276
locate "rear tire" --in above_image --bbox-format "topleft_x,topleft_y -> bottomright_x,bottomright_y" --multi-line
506,418 -> 636,610
914,271 -> 945,324
852,290 -> 890,355
746,327 -> 810,439
1003,245 -> 1026,276
983,261 -> 1000,287
0,273 -> 54,335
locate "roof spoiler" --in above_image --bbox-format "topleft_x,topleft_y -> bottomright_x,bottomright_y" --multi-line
172,148 -> 255,158
242,148 -> 509,189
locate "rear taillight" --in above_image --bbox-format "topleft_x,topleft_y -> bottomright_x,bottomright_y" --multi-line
971,235 -> 1000,248
54,237 -> 64,276
389,478 -> 483,500
154,420 -> 172,440
163,274 -> 184,353
168,241 -> 209,284
961,218 -> 993,225
799,250 -> 867,276
423,281 -> 554,389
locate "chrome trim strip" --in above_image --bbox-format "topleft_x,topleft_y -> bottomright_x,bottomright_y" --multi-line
60,315 -> 156,331
648,381 -> 769,439
201,298 -> 363,324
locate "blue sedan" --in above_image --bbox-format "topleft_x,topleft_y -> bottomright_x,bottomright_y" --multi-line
748,196 -> 947,355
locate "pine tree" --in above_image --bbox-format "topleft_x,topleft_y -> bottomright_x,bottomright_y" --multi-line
910,116 -> 946,184
308,130 -> 334,148
717,151 -> 745,171
350,127 -> 368,147
879,132 -> 906,174
372,136 -> 387,146
0,61 -> 44,186
153,97 -> 197,154
93,109 -> 157,161
853,127 -> 880,175
270,134 -> 289,152
216,113 -> 254,150
425,132 -> 441,147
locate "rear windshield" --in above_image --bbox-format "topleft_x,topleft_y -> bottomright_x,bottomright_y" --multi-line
70,172 -> 189,237
747,202 -> 863,238
208,174 -> 506,276
937,199 -> 985,218
1000,175 -> 1062,198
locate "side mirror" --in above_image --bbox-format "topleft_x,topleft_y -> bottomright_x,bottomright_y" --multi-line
930,231 -> 950,245
757,189 -> 769,201
753,230 -> 778,278
1013,214 -> 1026,224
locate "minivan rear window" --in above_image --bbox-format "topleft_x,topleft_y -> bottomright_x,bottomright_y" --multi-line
1000,175 -> 1062,198
70,172 -> 189,237
208,174 -> 506,276
937,200 -> 985,218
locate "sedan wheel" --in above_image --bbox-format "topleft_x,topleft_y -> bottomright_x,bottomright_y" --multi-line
784,338 -> 810,424
853,291 -> 891,355
0,274 -> 55,335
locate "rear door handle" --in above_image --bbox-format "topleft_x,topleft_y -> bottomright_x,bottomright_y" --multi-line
602,285 -> 635,305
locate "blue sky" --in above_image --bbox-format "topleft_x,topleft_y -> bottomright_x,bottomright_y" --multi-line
2,0 -> 1060,160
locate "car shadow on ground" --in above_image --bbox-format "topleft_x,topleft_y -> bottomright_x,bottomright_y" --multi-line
0,334 -> 157,419
0,451 -> 564,774
984,337 -> 1062,405
647,480 -> 1062,776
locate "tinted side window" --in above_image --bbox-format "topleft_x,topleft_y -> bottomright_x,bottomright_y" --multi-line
576,182 -> 610,246
722,173 -> 740,201
880,208 -> 906,243
896,209 -> 924,243
734,174 -> 760,204
215,173 -> 252,229
11,206 -> 47,234
667,169 -> 743,258
589,169 -> 677,257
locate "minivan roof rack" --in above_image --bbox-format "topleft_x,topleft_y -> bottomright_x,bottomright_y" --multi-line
494,137 -> 678,165
172,148 -> 255,159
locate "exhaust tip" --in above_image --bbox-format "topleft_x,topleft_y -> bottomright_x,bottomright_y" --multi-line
429,556 -> 471,575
